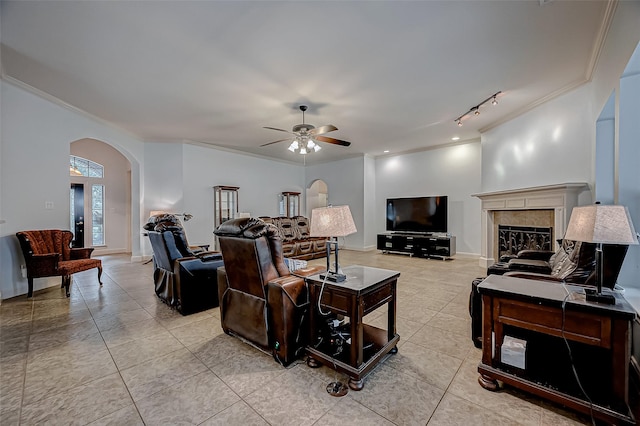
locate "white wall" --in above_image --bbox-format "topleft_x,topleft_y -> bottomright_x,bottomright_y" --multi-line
71,138 -> 131,254
375,142 -> 482,255
305,157 -> 366,250
178,144 -> 305,250
481,86 -> 594,197
618,58 -> 640,289
595,92 -> 615,205
363,155 -> 376,249
0,80 -> 145,299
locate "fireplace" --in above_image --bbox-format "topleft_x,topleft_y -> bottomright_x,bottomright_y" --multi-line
498,225 -> 553,259
473,183 -> 589,268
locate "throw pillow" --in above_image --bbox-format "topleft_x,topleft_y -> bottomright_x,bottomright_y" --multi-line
284,257 -> 308,272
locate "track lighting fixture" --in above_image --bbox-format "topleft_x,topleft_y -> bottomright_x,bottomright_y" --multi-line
453,91 -> 502,126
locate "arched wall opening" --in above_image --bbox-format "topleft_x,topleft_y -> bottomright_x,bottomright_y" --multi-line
306,179 -> 328,217
70,138 -> 133,255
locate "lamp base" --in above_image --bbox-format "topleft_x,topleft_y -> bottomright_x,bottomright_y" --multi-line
320,272 -> 346,282
585,288 -> 616,305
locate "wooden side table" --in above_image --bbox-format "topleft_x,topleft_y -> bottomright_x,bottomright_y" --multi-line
477,274 -> 636,425
305,265 -> 400,390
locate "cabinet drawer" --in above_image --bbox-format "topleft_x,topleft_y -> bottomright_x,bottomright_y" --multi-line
363,284 -> 393,313
495,298 -> 612,348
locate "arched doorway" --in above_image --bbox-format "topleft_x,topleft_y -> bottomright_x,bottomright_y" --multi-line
70,138 -> 132,255
306,179 -> 328,217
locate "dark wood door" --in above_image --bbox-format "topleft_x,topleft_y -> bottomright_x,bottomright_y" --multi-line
70,183 -> 85,248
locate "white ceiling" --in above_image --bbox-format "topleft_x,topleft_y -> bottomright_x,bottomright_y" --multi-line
0,0 -> 610,165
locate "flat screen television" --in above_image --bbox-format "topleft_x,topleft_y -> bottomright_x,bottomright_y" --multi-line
386,196 -> 448,234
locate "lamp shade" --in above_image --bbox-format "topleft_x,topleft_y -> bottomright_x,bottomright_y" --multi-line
310,205 -> 357,237
564,205 -> 638,245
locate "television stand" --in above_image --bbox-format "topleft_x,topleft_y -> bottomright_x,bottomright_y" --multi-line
376,233 -> 455,259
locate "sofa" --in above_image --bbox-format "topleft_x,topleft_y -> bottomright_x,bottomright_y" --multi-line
259,216 -> 328,260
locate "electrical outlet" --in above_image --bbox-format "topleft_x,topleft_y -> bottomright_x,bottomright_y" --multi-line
20,264 -> 27,278
44,201 -> 54,210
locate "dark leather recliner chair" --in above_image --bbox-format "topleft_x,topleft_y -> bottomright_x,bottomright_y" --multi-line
214,217 -> 324,366
145,214 -> 224,315
491,239 -> 628,287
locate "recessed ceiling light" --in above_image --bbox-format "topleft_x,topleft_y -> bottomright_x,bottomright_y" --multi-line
383,150 -> 390,153
451,137 -> 460,141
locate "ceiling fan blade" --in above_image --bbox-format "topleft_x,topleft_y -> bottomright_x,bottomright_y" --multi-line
263,126 -> 296,135
314,135 -> 351,147
309,125 -> 338,136
260,138 -> 292,147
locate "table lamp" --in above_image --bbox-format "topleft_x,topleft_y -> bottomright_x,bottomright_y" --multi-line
564,204 -> 638,304
310,205 -> 357,282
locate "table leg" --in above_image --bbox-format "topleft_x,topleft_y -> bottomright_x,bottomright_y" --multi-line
348,378 -> 364,391
307,356 -> 321,368
478,374 -> 499,391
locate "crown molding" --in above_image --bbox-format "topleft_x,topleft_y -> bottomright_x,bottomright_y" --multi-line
376,137 -> 480,159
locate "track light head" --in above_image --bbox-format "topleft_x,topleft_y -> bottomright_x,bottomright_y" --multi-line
474,108 -> 480,116
457,119 -> 463,127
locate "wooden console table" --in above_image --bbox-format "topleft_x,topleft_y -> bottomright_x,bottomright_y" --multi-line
477,275 -> 636,425
306,265 -> 400,390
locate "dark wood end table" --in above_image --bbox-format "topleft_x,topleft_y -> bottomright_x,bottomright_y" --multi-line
305,265 -> 400,390
477,274 -> 636,425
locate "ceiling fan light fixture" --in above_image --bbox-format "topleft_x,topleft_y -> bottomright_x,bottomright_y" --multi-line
261,104 -> 352,157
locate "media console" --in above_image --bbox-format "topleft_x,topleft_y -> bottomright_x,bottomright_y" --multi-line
377,233 -> 456,259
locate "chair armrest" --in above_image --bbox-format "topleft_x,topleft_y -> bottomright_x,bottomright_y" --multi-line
268,276 -> 308,307
196,251 -> 223,262
507,259 -> 552,274
514,250 -> 555,261
70,247 -> 94,259
291,265 -> 325,278
29,253 -> 61,271
504,271 -> 564,282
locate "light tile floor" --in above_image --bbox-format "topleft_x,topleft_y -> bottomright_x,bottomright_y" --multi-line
0,251 -> 599,425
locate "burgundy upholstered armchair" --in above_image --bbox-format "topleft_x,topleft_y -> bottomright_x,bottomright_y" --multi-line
16,230 -> 103,297
214,217 -> 324,366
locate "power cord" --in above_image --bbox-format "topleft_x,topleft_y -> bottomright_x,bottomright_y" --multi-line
560,284 -> 596,426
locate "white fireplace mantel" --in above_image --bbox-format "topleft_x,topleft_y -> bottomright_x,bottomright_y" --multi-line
473,183 -> 590,268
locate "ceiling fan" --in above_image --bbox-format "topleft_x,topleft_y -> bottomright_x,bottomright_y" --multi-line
261,105 -> 351,154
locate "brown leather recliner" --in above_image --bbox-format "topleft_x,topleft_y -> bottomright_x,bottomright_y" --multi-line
214,217 -> 324,366
16,230 -> 103,297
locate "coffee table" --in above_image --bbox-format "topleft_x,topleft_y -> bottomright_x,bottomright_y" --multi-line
305,265 -> 400,390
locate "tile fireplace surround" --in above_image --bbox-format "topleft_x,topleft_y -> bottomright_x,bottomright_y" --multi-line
473,183 -> 590,269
